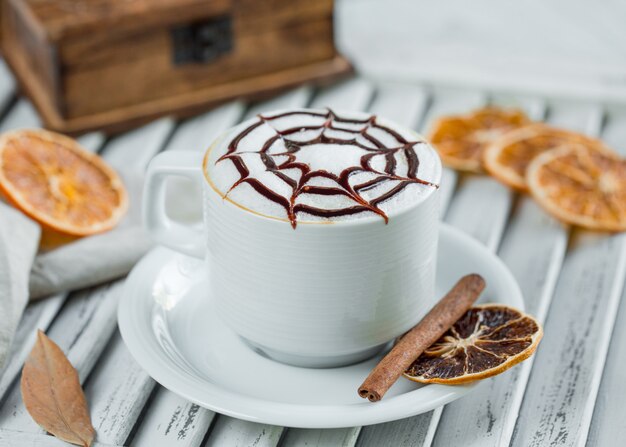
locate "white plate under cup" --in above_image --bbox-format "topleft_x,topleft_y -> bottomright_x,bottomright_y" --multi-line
118,224 -> 524,428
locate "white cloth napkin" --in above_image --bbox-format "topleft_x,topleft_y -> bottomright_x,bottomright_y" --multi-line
0,203 -> 40,369
0,202 -> 154,369
29,226 -> 153,300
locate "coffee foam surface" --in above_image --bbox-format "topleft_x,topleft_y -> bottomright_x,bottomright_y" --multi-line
205,108 -> 441,224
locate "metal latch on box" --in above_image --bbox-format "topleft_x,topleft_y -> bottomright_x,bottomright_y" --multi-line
171,16 -> 233,65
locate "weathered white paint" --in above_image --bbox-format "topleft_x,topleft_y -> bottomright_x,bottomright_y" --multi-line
130,388 -> 217,447
84,332 -> 155,445
587,286 -> 626,446
282,427 -> 361,447
444,173 -> 512,251
203,418 -> 283,447
586,117 -> 626,447
367,83 -> 430,128
512,232 -> 626,446
356,408 -> 442,447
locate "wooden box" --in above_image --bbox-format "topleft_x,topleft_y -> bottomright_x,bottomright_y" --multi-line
1,0 -> 352,134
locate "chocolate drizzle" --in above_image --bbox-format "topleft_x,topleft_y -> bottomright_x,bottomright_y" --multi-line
216,109 -> 438,228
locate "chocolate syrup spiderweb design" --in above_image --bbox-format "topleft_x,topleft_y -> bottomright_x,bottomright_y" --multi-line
216,109 -> 439,228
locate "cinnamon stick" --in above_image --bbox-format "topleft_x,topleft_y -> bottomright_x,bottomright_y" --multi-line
358,274 -> 486,402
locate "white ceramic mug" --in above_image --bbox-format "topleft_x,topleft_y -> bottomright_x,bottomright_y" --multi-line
144,114 -> 442,368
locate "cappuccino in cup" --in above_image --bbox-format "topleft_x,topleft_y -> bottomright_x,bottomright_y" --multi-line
144,108 -> 441,368
207,109 -> 439,225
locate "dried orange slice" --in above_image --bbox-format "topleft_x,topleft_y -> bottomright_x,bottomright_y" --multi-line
404,305 -> 542,385
527,146 -> 626,231
427,107 -> 530,173
0,129 -> 128,243
484,124 -> 611,191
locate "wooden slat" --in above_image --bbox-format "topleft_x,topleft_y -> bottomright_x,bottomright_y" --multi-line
356,88 -> 486,447
204,418 -> 283,447
587,112 -> 626,447
429,102 -> 602,447
511,106 -> 626,446
356,410 -> 441,447
365,82 -> 429,126
0,429 -> 122,447
85,333 -> 156,444
444,173 -> 512,250
281,427 -> 361,447
512,233 -> 626,446
587,285 -> 626,445
130,388 -> 217,447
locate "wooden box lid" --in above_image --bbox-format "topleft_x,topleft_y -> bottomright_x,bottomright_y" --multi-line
11,0 -> 232,42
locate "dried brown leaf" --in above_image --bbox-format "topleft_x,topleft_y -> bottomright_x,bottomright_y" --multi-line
21,330 -> 95,447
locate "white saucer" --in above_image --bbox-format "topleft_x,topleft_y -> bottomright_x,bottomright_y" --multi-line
118,223 -> 523,428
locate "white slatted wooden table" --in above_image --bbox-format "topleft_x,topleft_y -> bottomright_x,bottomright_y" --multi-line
0,59 -> 625,447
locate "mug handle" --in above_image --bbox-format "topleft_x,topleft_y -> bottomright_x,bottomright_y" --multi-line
143,151 -> 205,258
